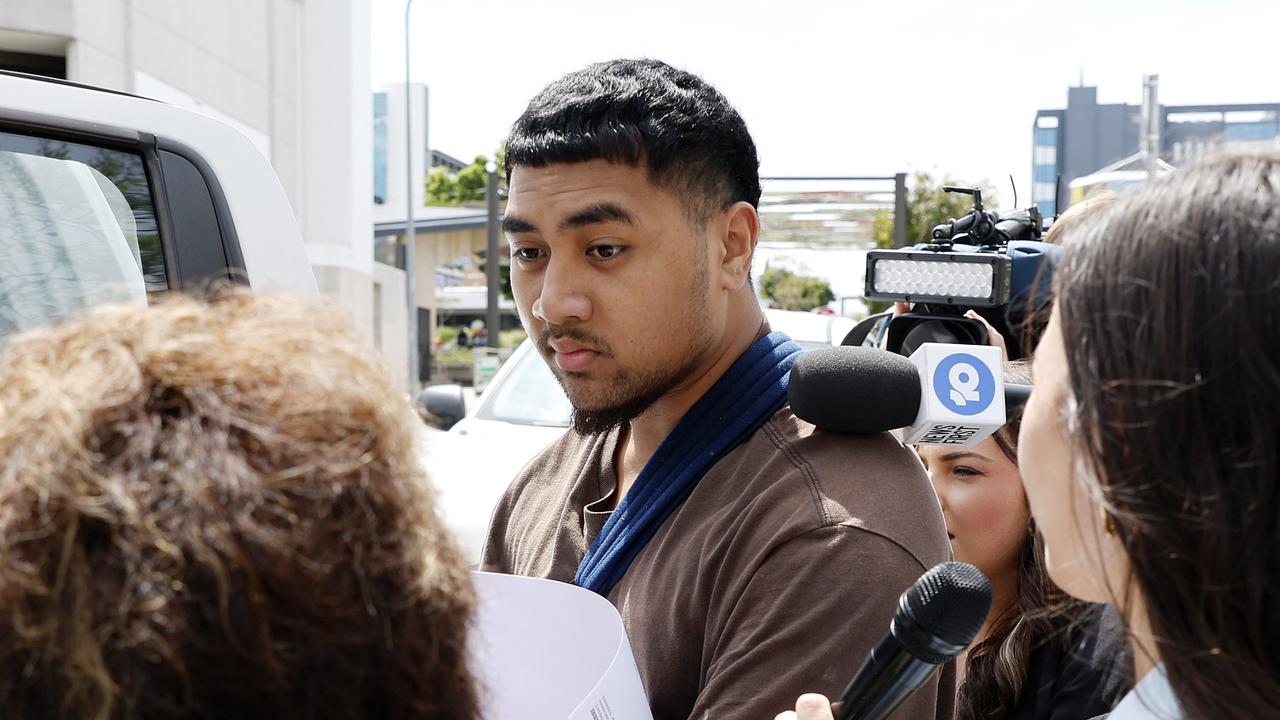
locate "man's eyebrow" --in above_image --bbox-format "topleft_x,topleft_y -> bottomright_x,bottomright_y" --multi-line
560,202 -> 636,231
502,215 -> 538,235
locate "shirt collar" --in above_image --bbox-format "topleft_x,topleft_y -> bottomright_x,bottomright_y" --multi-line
1109,663 -> 1182,720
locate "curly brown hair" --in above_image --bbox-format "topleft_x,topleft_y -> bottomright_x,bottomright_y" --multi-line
0,292 -> 479,720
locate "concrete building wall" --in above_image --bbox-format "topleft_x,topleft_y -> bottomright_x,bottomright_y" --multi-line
296,0 -> 374,342
0,4 -> 72,51
1092,104 -> 1134,175
374,83 -> 428,226
1055,85 -> 1145,193
432,227 -> 489,267
373,261 -> 409,386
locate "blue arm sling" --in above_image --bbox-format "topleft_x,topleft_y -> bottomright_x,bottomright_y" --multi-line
574,332 -> 804,596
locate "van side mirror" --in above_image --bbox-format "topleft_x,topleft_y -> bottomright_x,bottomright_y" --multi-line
418,384 -> 467,430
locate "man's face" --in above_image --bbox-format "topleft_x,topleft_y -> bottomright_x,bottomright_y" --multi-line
503,160 -> 724,434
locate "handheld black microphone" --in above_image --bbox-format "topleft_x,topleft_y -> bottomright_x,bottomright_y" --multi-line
835,561 -> 992,720
788,346 -> 1031,438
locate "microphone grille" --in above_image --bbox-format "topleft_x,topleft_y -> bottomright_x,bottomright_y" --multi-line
897,561 -> 993,663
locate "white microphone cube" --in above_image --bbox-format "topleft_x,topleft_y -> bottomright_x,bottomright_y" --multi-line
904,343 -> 1006,447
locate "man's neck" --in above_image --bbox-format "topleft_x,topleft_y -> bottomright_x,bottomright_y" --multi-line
611,300 -> 766,507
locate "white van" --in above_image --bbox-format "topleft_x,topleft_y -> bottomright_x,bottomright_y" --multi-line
0,70 -> 315,341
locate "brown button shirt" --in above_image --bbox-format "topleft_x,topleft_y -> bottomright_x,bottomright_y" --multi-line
481,406 -> 954,720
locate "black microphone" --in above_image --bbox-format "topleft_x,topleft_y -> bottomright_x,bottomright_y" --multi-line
835,561 -> 993,720
788,346 -> 1031,435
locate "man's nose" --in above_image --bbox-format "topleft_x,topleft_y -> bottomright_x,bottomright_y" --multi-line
532,255 -> 592,327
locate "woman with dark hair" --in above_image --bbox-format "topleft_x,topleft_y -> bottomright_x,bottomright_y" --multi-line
781,151 -> 1280,719
0,293 -> 479,720
1016,149 -> 1280,719
919,362 -> 1126,720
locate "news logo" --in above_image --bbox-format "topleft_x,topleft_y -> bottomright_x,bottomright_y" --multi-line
932,353 -> 996,416
904,344 -> 1005,447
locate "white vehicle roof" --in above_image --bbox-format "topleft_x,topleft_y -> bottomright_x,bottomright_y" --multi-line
0,71 -> 315,294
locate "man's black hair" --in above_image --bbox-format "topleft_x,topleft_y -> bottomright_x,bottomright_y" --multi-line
505,58 -> 761,225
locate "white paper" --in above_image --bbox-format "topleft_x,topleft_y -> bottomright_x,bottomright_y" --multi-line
469,572 -> 653,720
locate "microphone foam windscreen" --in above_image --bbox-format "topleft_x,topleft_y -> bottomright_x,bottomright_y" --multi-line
788,347 -> 922,434
899,561 -> 993,662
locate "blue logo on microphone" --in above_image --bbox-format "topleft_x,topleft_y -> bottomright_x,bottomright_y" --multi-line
933,353 -> 996,416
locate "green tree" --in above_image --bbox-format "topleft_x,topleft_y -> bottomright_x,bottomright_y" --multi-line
425,146 -> 507,206
454,155 -> 489,202
426,166 -> 457,205
474,248 -> 513,301
759,266 -> 835,312
867,171 -> 996,313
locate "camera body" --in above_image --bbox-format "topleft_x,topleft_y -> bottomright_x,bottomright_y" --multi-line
859,187 -> 1060,359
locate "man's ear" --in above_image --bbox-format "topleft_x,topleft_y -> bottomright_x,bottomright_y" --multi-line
718,201 -> 759,292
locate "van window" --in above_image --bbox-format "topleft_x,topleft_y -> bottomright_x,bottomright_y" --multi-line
0,130 -> 167,341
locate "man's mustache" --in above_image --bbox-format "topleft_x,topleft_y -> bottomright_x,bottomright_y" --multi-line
537,327 -> 612,356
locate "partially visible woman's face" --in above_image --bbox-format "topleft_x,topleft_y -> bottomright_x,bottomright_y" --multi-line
918,437 -> 1029,586
1019,312 -> 1120,603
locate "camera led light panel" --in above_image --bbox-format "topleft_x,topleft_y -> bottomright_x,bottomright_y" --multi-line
864,250 -> 1012,307
875,259 -> 992,297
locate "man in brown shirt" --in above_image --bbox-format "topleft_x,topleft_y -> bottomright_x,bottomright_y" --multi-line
482,59 -> 952,719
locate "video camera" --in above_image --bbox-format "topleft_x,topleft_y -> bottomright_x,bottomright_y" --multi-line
851,186 -> 1060,360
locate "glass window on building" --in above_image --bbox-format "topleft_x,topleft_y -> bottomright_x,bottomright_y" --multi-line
0,130 -> 166,342
1034,127 -> 1057,147
1033,181 -> 1057,203
1034,145 -> 1057,166
1224,121 -> 1280,142
1032,185 -> 1057,218
373,92 -> 388,204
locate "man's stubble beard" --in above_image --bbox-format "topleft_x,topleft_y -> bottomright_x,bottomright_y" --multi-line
556,255 -> 716,437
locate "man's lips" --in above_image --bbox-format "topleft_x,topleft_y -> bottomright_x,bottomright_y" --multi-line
548,339 -> 600,372
549,339 -> 595,354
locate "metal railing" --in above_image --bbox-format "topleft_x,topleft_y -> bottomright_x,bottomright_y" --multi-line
759,173 -> 909,248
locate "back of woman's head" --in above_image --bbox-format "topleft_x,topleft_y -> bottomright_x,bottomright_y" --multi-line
991,360 -> 1032,463
0,293 -> 478,720
1052,150 -> 1280,717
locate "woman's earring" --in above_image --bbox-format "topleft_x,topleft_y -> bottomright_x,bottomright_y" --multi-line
1100,505 -> 1116,537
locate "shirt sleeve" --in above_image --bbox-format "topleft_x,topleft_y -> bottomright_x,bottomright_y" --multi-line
689,524 -> 953,720
477,485 -> 515,573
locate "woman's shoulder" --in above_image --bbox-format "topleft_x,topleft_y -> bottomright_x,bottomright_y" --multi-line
1106,664 -> 1182,720
1016,605 -> 1133,720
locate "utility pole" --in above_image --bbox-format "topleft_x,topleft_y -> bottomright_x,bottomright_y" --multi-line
403,0 -> 419,392
1141,74 -> 1161,181
485,162 -> 500,348
893,173 -> 908,248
